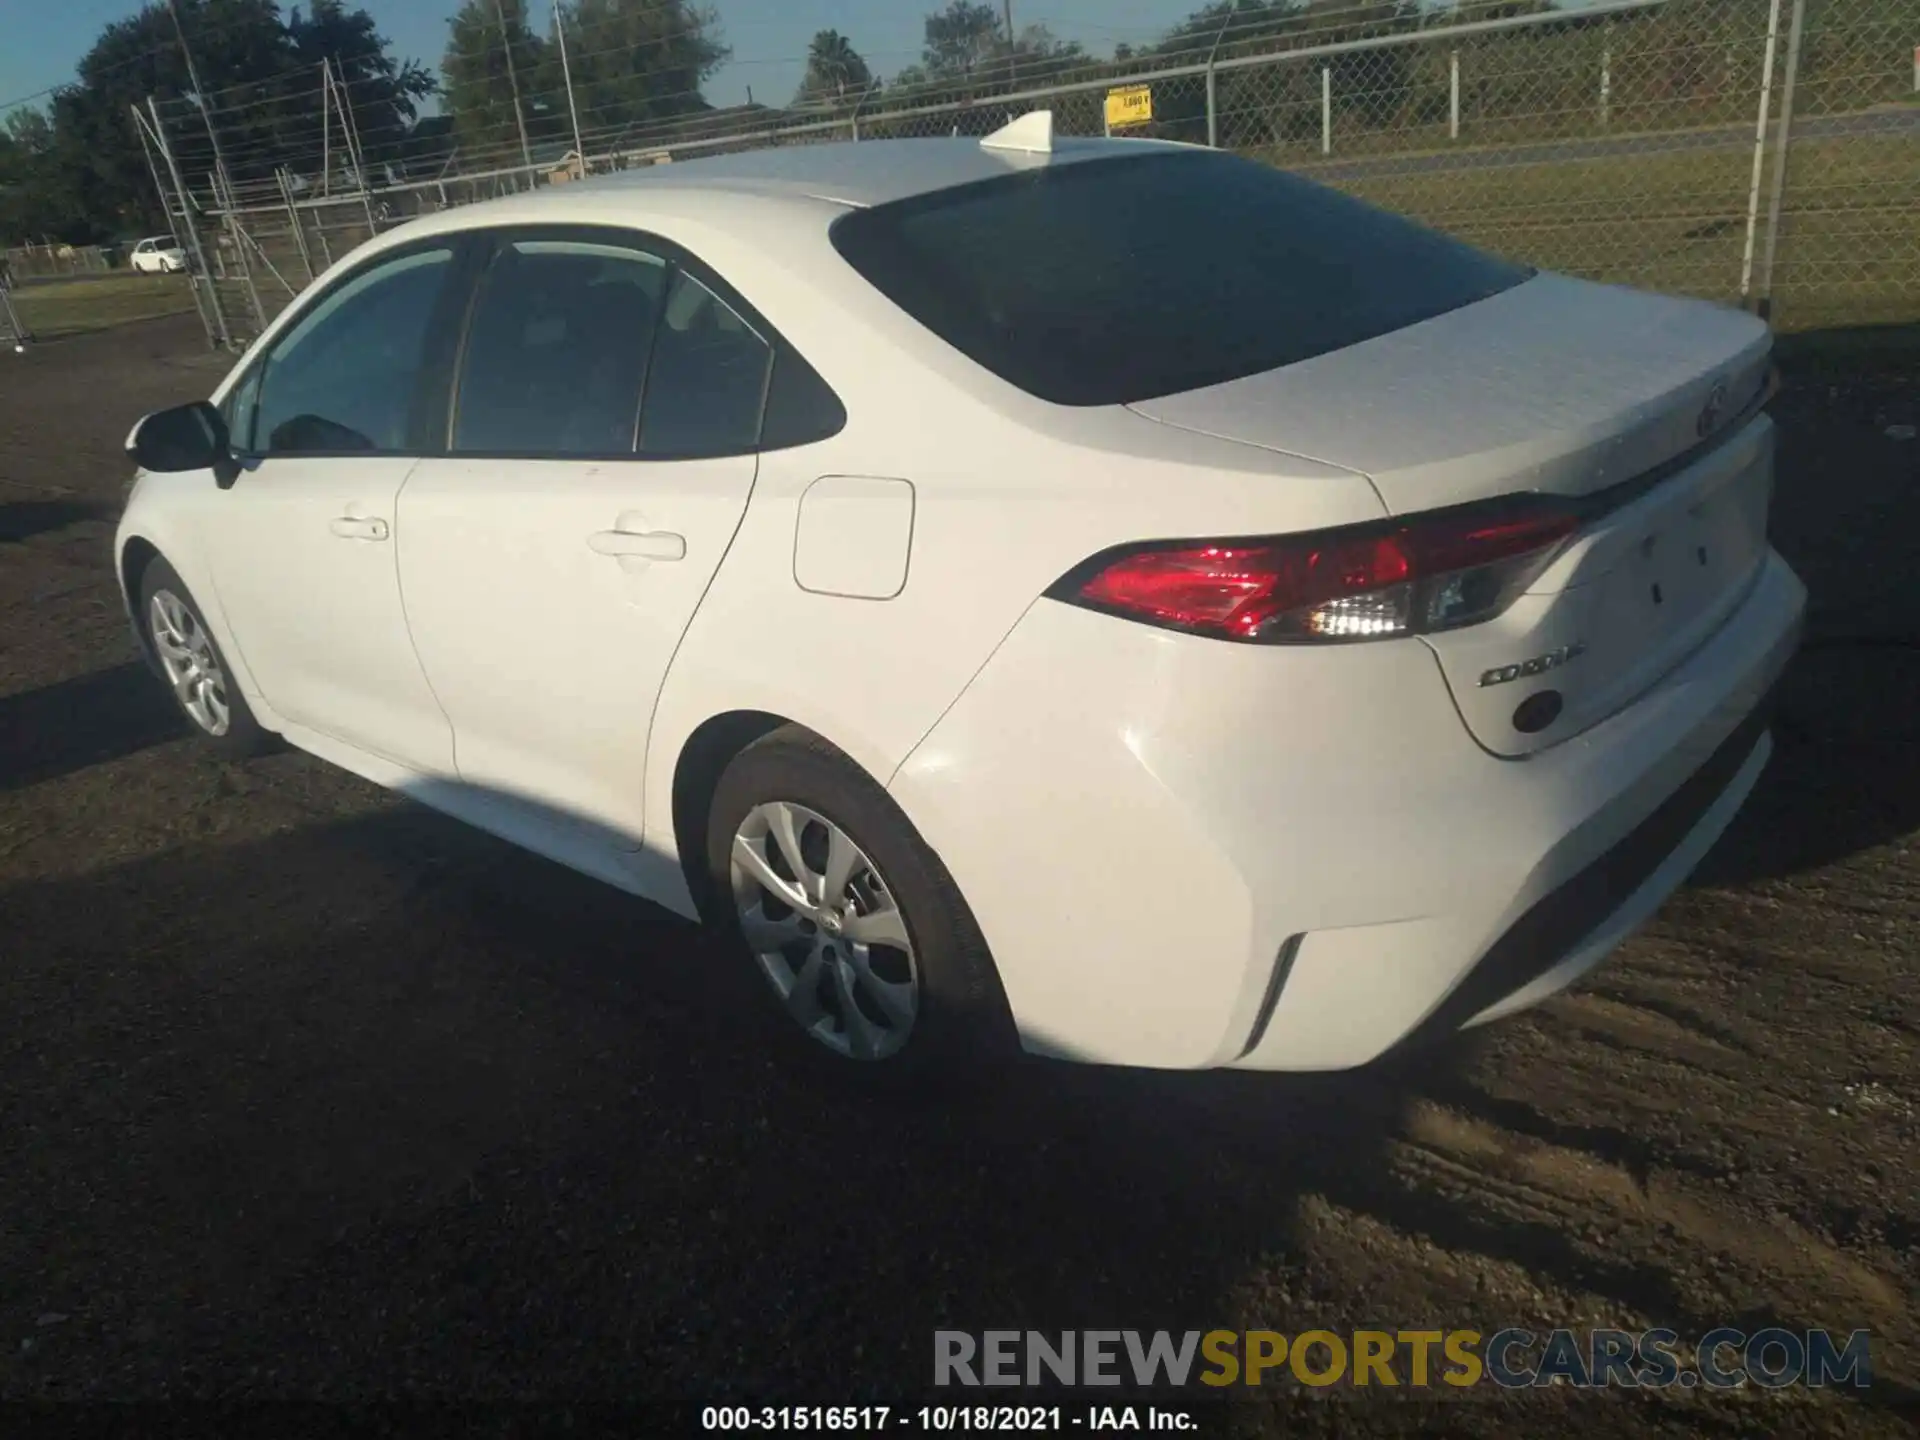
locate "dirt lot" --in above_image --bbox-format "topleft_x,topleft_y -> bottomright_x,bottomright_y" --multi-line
1,314 -> 1916,1433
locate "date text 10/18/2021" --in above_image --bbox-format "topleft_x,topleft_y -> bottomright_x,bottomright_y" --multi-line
702,1408 -> 1192,1432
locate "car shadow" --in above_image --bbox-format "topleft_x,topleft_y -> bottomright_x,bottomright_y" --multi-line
1691,326 -> 1920,887
3,794 -> 1913,1415
0,661 -> 183,792
0,499 -> 108,544
0,800 -> 1419,1404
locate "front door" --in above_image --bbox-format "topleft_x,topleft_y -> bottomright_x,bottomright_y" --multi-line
202,241 -> 465,773
398,231 -> 772,842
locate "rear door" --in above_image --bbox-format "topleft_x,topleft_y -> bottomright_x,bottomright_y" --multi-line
396,228 -> 770,846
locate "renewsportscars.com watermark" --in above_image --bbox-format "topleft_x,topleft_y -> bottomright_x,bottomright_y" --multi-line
933,1328 -> 1873,1391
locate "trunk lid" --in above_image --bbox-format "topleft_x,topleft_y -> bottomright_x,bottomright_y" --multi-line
1129,273 -> 1777,757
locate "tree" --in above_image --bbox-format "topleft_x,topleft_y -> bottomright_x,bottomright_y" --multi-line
0,108 -> 76,244
1150,1 -> 1307,63
443,0 -> 555,162
539,0 -> 729,147
1008,24 -> 1088,84
794,30 -> 872,108
289,0 -> 435,173
0,0 -> 433,244
922,1 -> 1006,80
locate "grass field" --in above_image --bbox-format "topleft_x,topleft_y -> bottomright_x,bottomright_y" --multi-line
1300,133 -> 1920,331
9,273 -> 198,341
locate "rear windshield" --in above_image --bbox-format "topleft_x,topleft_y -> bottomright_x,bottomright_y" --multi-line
829,150 -> 1532,407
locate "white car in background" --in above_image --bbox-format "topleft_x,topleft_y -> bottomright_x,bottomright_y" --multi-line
114,113 -> 1804,1081
129,236 -> 188,274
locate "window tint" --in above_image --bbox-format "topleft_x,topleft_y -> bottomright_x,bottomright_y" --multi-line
760,345 -> 846,451
222,362 -> 263,440
638,268 -> 772,458
829,151 -> 1533,407
251,246 -> 455,453
452,239 -> 668,456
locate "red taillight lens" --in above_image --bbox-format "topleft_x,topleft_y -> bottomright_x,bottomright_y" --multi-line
1053,500 -> 1580,644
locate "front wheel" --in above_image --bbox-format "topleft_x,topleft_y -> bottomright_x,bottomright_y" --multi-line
705,727 -> 1015,1081
138,557 -> 270,755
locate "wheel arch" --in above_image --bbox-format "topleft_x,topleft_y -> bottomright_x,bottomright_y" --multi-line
670,708 -> 795,924
118,534 -> 165,674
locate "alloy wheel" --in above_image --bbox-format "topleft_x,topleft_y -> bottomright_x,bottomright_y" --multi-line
729,800 -> 919,1061
148,589 -> 231,736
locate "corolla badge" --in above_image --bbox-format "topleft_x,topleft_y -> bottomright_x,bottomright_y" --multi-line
1478,641 -> 1586,688
1696,378 -> 1730,438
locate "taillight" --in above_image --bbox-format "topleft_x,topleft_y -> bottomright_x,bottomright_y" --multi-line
1049,498 -> 1580,644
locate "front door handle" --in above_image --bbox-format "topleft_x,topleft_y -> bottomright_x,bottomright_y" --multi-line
329,516 -> 389,541
588,529 -> 686,563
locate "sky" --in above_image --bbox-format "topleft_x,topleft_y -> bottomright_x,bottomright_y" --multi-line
0,0 -> 1235,117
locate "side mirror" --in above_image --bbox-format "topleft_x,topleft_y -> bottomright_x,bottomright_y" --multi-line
126,400 -> 240,488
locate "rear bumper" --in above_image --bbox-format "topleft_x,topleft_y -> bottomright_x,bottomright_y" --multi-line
1386,693 -> 1774,1053
891,549 -> 1805,1072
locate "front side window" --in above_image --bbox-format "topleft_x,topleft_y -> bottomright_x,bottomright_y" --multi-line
452,239 -> 669,457
249,245 -> 456,454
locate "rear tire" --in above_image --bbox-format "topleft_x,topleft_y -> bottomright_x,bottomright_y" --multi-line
138,557 -> 271,756
705,726 -> 1015,1083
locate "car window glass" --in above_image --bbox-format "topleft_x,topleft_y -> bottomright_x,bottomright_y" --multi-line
830,151 -> 1532,407
224,363 -> 265,448
638,268 -> 772,458
252,246 -> 455,454
452,239 -> 667,457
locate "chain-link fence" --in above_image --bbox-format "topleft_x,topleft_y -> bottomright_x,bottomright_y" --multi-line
144,0 -> 1918,350
0,279 -> 27,349
3,244 -> 122,280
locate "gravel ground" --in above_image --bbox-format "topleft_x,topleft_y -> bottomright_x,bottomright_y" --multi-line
1,314 -> 1916,1435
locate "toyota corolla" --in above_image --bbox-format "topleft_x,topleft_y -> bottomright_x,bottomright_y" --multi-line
115,113 -> 1805,1080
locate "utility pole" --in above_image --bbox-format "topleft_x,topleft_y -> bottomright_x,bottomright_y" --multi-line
554,1 -> 585,173
1004,0 -> 1016,88
495,0 -> 534,168
165,0 -> 236,193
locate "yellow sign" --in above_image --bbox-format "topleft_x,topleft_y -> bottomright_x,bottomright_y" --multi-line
1104,84 -> 1153,130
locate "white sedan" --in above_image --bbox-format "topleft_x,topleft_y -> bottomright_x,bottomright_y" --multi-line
115,113 -> 1804,1079
129,236 -> 189,274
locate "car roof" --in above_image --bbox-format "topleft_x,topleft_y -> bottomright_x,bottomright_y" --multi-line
516,133 -> 1185,212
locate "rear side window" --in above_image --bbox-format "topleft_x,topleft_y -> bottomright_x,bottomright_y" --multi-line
829,150 -> 1532,407
453,239 -> 668,456
637,269 -> 773,458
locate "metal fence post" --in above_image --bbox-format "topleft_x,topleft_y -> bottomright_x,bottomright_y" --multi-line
554,1 -> 586,171
141,97 -> 230,350
217,166 -> 269,336
278,168 -> 316,284
1755,0 -> 1809,323
1321,66 -> 1332,155
852,78 -> 877,142
1449,51 -> 1460,140
1600,41 -> 1612,126
1205,62 -> 1218,148
326,59 -> 381,238
1739,0 -> 1786,307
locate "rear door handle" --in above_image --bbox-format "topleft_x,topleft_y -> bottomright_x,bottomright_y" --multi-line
329,516 -> 389,541
588,529 -> 686,563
